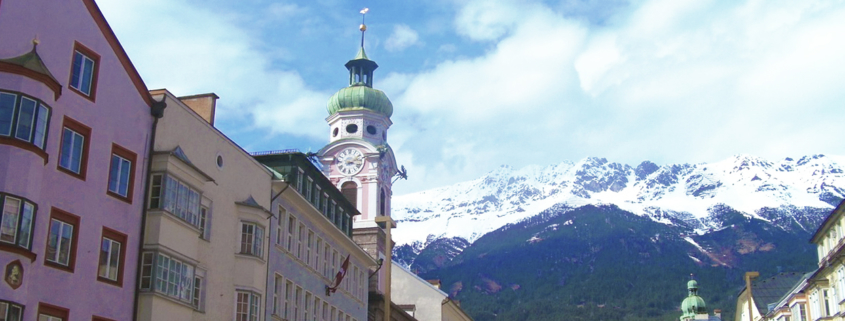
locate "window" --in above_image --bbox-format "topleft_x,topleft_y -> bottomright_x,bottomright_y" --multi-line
287,215 -> 296,252
68,42 -> 99,99
0,300 -> 23,321
193,271 -> 204,310
294,286 -> 302,320
276,205 -> 286,245
240,222 -> 264,257
296,169 -> 304,194
0,193 -> 35,253
304,292 -> 311,321
322,193 -> 329,217
97,227 -> 127,286
341,182 -> 357,208
316,238 -> 323,271
199,207 -> 209,240
148,173 -> 202,228
332,250 -> 338,280
306,229 -> 313,266
0,91 -> 51,152
354,266 -> 361,300
323,302 -> 329,321
323,244 -> 330,278
314,185 -> 321,208
273,274 -> 283,315
57,116 -> 90,178
298,222 -> 305,259
44,208 -> 79,271
235,290 -> 260,321
380,188 -> 386,216
139,252 -> 196,304
315,298 -> 322,321
38,302 -> 68,321
107,143 -> 136,202
284,280 -> 293,319
305,178 -> 313,201
329,201 -> 336,223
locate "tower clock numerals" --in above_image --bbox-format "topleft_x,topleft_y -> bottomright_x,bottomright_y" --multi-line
337,148 -> 365,176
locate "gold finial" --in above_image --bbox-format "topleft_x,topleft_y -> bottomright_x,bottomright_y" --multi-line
31,36 -> 40,51
359,24 -> 367,32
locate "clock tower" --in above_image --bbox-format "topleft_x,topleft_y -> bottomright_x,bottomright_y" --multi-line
317,43 -> 397,229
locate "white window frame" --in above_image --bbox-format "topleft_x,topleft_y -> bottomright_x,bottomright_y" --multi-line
235,290 -> 260,321
239,222 -> 264,257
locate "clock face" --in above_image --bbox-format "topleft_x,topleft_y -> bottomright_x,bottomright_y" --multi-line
337,148 -> 365,176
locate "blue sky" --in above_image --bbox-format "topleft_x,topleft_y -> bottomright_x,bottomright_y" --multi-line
97,0 -> 845,194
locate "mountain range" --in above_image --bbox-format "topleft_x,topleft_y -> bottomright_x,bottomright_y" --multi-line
390,154 -> 845,320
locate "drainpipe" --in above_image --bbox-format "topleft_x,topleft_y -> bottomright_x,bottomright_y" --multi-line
132,97 -> 166,321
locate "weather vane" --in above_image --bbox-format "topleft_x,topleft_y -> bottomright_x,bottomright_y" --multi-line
359,8 -> 369,48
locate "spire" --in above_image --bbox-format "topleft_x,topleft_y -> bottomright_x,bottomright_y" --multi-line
359,8 -> 369,49
345,8 -> 378,87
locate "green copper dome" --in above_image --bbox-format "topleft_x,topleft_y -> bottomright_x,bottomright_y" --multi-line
327,85 -> 393,117
681,295 -> 707,314
680,276 -> 707,320
327,47 -> 393,118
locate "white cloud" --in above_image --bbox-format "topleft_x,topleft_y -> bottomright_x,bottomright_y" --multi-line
97,0 -> 329,139
384,0 -> 845,194
384,24 -> 421,52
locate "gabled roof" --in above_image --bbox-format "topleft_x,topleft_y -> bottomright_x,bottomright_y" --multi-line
741,272 -> 806,315
80,0 -> 153,107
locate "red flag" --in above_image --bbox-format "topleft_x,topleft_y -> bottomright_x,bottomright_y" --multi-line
327,254 -> 350,294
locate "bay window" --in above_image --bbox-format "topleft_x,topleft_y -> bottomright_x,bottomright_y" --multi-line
0,193 -> 35,252
235,291 -> 260,321
0,300 -> 23,321
139,251 -> 199,307
0,91 -> 50,151
148,173 -> 202,228
239,222 -> 264,257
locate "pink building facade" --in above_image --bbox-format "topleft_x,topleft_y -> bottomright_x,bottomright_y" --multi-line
0,0 -> 157,320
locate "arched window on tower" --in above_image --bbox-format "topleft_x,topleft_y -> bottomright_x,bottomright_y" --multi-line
379,188 -> 386,216
342,181 -> 357,209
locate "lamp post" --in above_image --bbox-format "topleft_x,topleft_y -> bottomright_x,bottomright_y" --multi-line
745,271 -> 760,321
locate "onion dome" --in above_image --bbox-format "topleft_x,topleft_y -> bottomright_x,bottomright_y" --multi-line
681,277 -> 708,319
326,46 -> 393,118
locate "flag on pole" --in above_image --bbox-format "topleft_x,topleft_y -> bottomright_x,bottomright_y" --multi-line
327,254 -> 350,295
360,8 -> 369,14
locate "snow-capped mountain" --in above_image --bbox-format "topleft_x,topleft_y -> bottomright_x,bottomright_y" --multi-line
392,154 -> 845,250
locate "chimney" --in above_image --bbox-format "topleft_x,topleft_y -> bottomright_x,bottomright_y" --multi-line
178,93 -> 219,125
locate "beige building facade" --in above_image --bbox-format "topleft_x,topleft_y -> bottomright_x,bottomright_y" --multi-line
391,262 -> 472,321
136,89 -> 272,320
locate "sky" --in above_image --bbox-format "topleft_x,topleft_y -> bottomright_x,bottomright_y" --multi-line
96,0 -> 845,195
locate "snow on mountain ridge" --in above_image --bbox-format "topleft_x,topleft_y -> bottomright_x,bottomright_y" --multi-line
391,154 -> 845,247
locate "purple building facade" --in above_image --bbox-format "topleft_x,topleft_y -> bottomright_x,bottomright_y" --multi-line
0,0 -> 157,320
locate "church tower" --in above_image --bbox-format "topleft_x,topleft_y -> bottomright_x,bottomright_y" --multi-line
317,21 -> 397,229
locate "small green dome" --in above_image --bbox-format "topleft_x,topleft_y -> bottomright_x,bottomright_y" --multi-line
327,85 -> 393,117
687,280 -> 698,289
681,295 -> 707,315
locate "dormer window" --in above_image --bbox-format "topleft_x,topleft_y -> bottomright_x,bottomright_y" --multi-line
68,42 -> 100,100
